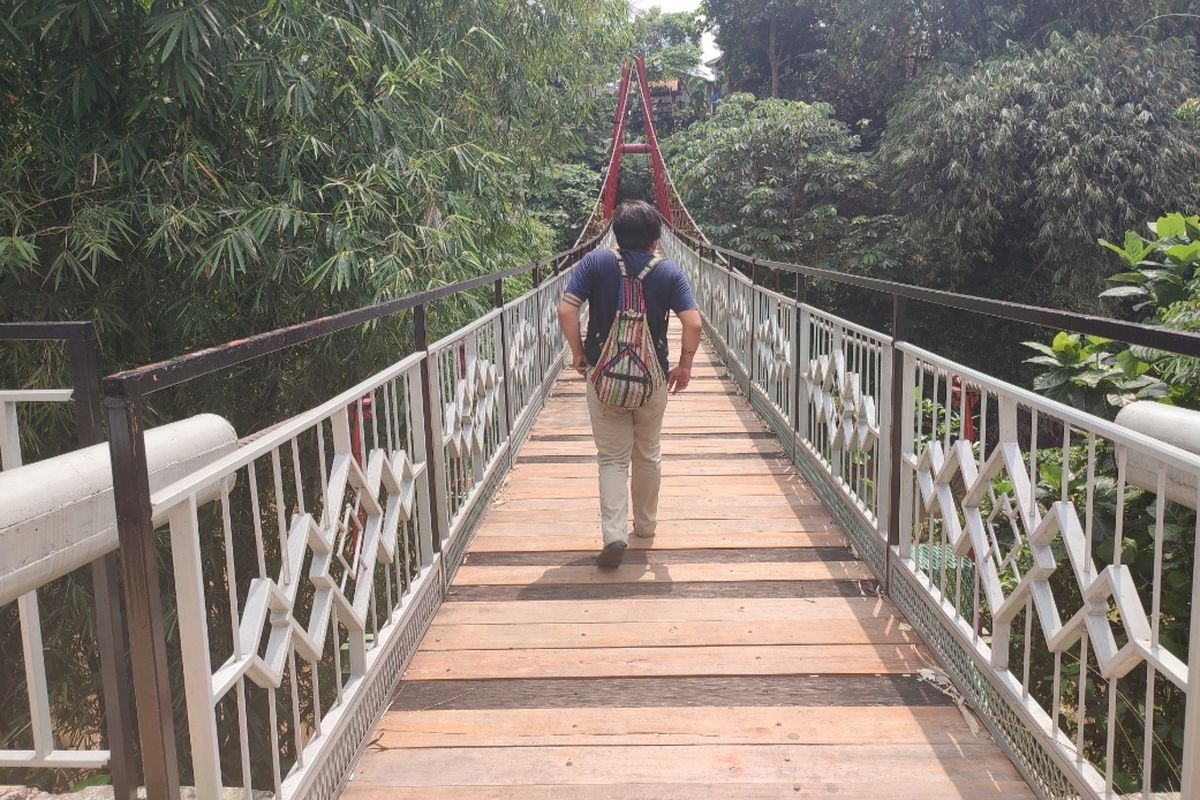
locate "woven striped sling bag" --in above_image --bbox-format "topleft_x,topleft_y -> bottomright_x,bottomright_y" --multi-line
589,252 -> 666,408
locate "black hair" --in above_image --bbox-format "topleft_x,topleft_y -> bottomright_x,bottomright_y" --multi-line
612,200 -> 663,251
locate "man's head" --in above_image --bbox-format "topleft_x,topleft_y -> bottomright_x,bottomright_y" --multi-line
612,200 -> 663,252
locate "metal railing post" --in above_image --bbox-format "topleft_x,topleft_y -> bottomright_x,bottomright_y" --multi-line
792,275 -> 808,461
1183,524 -> 1200,798
495,279 -> 516,467
102,388 -> 181,800
747,261 -> 758,397
66,326 -> 102,445
69,327 -> 138,800
414,304 -> 446,554
884,295 -> 911,592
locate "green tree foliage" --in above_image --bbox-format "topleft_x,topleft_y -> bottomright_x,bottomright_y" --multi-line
703,1 -> 1199,132
630,7 -> 703,80
664,93 -> 888,267
701,0 -> 823,98
1027,213 -> 1200,415
879,34 -> 1200,307
0,0 -> 625,379
630,6 -> 702,52
0,0 -> 624,787
526,161 -> 603,250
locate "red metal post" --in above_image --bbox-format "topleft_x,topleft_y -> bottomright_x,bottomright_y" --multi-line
632,57 -> 674,225
600,65 -> 633,222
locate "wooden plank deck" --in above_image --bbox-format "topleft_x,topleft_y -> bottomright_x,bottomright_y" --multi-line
342,337 -> 1035,799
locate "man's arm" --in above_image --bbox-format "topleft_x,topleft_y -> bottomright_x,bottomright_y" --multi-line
558,294 -> 588,376
668,308 -> 702,393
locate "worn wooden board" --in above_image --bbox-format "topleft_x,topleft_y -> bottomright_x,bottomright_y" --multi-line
451,561 -> 874,586
506,461 -> 799,477
348,743 -> 1024,787
466,531 -> 847,552
472,518 -> 843,535
421,618 -> 919,649
385,675 -> 953,711
403,643 -> 933,680
370,706 -> 979,746
442,580 -> 880,602
344,782 -> 1034,799
430,597 -> 901,625
461,546 -> 852,565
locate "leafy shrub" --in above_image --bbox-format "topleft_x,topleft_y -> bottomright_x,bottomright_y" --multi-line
881,34 -> 1200,308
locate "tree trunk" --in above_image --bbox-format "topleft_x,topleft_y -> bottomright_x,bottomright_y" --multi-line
768,16 -> 780,98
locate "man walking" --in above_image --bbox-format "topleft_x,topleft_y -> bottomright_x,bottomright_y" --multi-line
557,200 -> 703,568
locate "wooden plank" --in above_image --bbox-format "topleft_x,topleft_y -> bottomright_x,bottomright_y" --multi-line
529,431 -> 779,442
489,495 -> 828,511
492,496 -> 830,510
516,453 -> 777,465
501,479 -> 813,499
386,675 -> 953,711
517,442 -> 786,456
403,644 -> 932,679
345,782 -> 1034,800
347,744 -> 1027,788
431,597 -> 901,625
466,531 -> 847,552
461,547 -> 852,566
451,562 -> 874,586
483,506 -> 832,522
421,617 -> 919,649
370,706 -> 978,747
444,580 -> 879,602
472,518 -> 842,535
507,461 -> 798,477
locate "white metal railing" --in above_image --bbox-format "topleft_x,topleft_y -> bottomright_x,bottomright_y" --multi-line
0,387 -> 115,773
664,227 -> 1200,800
896,344 -> 1199,799
2,267 -> 574,797
144,271 -> 571,798
0,389 -> 74,471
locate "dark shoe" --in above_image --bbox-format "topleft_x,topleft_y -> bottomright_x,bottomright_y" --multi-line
597,541 -> 628,569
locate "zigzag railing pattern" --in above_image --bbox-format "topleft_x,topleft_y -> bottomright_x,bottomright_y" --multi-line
141,265 -> 578,799
895,344 -> 1198,798
665,227 -> 1200,800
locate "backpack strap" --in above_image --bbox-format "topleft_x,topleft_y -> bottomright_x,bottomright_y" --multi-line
635,256 -> 664,282
615,251 -> 630,279
615,251 -> 663,281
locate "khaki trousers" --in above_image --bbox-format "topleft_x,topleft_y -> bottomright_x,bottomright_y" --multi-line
585,377 -> 669,545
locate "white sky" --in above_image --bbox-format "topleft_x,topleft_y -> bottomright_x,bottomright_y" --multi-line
632,0 -> 721,62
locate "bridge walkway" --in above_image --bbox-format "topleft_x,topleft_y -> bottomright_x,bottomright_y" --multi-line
341,333 -> 1034,799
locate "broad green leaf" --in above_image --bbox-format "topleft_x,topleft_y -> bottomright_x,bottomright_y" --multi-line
1022,341 -> 1059,358
1112,349 -> 1150,378
1156,213 -> 1188,239
1099,285 -> 1149,299
1165,242 -> 1200,265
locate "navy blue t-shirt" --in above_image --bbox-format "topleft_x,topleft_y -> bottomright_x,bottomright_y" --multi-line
565,248 -> 699,374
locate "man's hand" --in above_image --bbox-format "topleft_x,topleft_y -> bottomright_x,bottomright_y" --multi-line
669,308 -> 702,394
667,364 -> 692,393
558,296 -> 588,378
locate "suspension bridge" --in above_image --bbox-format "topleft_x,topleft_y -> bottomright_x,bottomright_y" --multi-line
3,58 -> 1200,800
